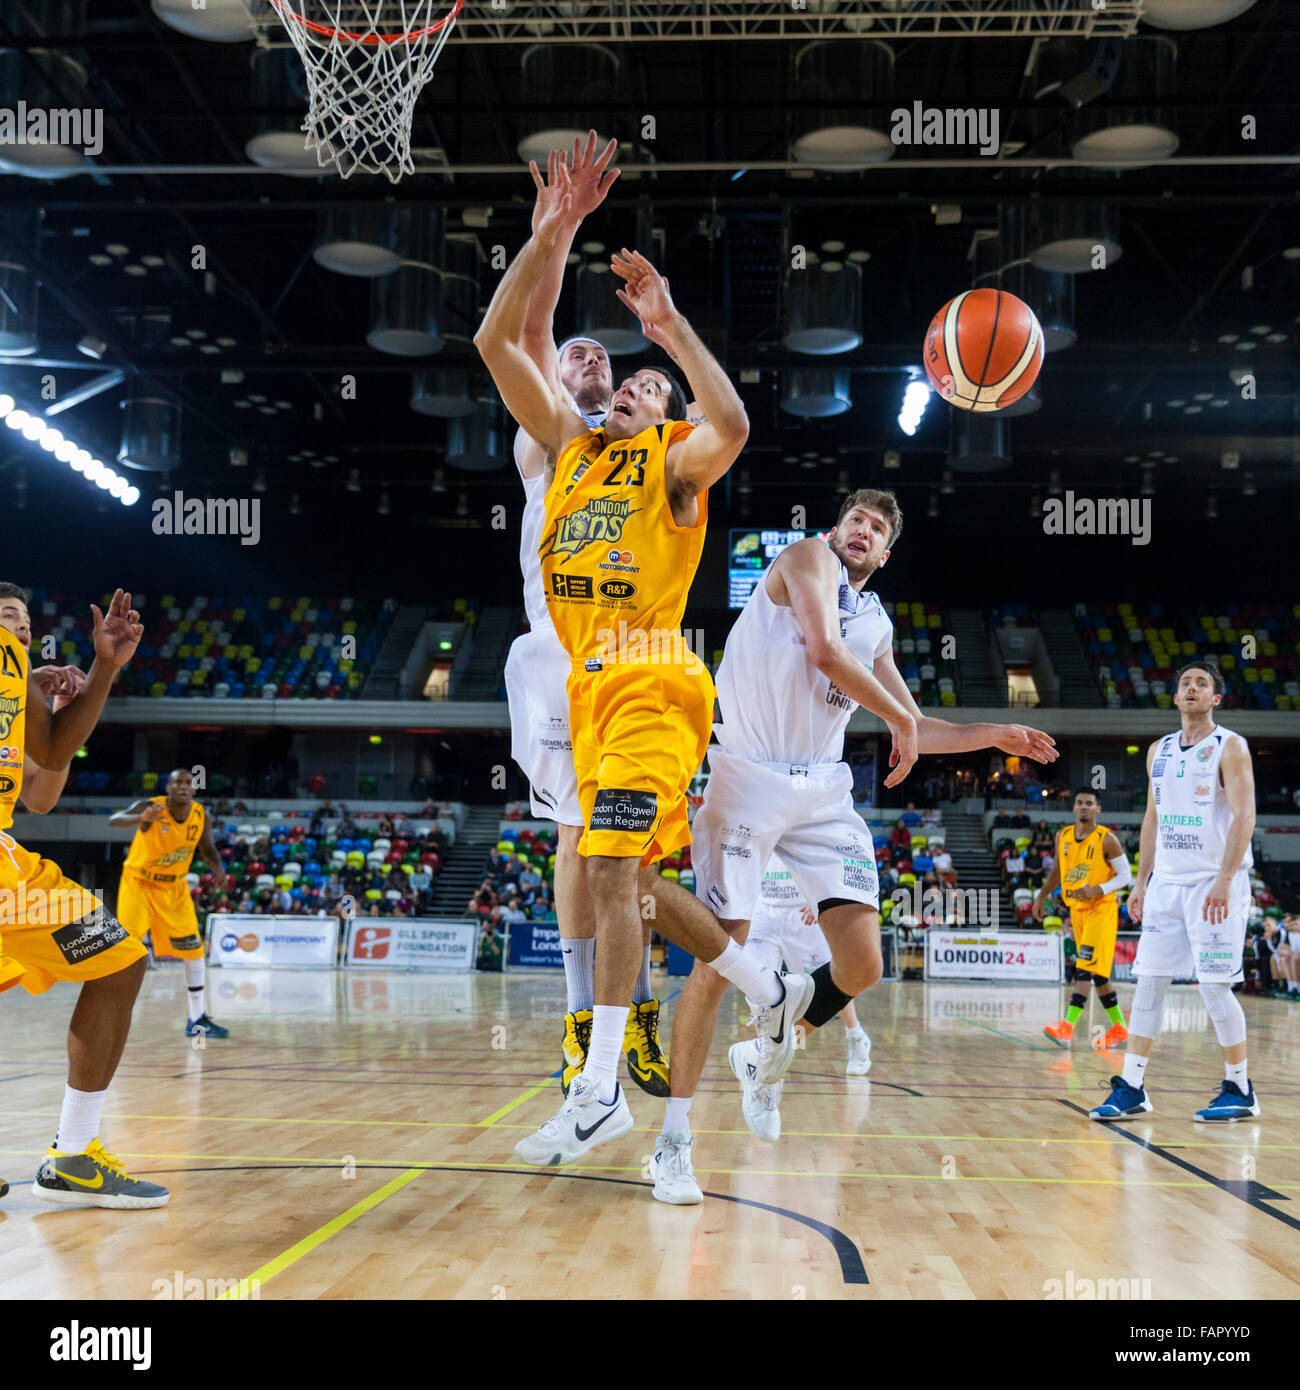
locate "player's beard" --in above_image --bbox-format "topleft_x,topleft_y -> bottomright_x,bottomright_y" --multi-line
563,369 -> 611,419
829,535 -> 878,584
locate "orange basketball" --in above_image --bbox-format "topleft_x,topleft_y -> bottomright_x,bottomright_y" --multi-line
923,288 -> 1044,412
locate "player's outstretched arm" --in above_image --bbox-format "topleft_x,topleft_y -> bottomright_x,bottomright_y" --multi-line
473,162 -> 586,461
612,249 -> 748,493
519,135 -> 619,392
775,538 -> 918,787
24,590 -> 141,770
109,797 -> 163,829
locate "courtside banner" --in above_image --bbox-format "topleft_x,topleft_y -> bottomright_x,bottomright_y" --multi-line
506,919 -> 564,968
926,930 -> 1062,982
206,914 -> 338,969
344,919 -> 476,972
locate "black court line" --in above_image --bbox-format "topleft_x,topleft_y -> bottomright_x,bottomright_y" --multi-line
1058,1099 -> 1300,1234
142,1162 -> 870,1288
0,1074 -> 38,1085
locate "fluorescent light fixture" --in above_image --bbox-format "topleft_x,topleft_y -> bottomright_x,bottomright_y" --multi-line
897,380 -> 930,436
38,425 -> 63,452
122,485 -> 140,505
5,409 -> 29,430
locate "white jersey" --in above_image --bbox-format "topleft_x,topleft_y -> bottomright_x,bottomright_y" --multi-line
513,405 -> 605,630
715,555 -> 894,766
1150,725 -> 1253,884
759,851 -> 808,911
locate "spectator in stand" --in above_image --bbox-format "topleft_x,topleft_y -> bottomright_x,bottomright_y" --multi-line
878,865 -> 898,901
469,880 -> 497,918
409,864 -> 432,901
1023,845 -> 1045,889
231,800 -> 250,816
920,806 -> 942,830
338,810 -> 358,839
531,887 -> 554,920
901,802 -> 922,828
378,812 -> 395,837
419,798 -> 439,819
1003,846 -> 1026,892
385,865 -> 408,893
484,845 -> 506,879
477,920 -> 504,972
499,896 -> 527,927
911,848 -> 935,878
932,845 -> 956,886
1031,820 -> 1054,855
518,861 -> 543,894
393,812 -> 414,838
890,818 -> 913,853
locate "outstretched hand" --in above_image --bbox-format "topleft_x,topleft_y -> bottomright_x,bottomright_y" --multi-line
91,589 -> 143,670
566,130 -> 620,219
528,152 -> 573,243
612,248 -> 678,332
994,724 -> 1059,764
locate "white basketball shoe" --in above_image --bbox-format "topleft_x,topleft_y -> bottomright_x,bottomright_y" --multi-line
729,1039 -> 783,1142
512,1074 -> 633,1167
652,1129 -> 703,1205
845,1029 -> 872,1075
745,971 -> 814,1085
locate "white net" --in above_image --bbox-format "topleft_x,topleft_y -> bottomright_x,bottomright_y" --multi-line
268,0 -> 461,183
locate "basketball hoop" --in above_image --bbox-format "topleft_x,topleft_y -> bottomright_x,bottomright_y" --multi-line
267,0 -> 463,183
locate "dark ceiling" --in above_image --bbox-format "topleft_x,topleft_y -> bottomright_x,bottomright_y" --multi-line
0,0 -> 1296,595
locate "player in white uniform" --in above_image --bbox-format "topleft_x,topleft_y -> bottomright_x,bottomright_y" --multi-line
1089,660 -> 1260,1124
499,136 -> 674,1099
650,487 -> 1059,1203
736,852 -> 872,1138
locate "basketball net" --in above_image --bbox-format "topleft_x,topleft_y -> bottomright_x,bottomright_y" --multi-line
267,0 -> 463,183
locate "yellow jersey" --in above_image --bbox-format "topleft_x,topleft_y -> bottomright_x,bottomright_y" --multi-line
539,420 -> 706,662
0,626 -> 27,832
123,796 -> 206,886
1056,823 -> 1117,918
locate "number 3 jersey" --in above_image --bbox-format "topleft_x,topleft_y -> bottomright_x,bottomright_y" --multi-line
540,421 -> 705,663
1150,725 -> 1252,884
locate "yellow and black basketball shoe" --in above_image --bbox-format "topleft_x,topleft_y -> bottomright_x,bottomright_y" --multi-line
33,1139 -> 169,1209
624,999 -> 671,1097
560,1009 -> 593,1097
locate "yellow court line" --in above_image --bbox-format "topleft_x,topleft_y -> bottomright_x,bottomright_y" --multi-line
217,1167 -> 426,1300
473,1077 -> 557,1127
5,1147 -> 1284,1187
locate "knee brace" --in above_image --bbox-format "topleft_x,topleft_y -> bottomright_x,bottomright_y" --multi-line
1198,982 -> 1247,1049
1129,974 -> 1171,1040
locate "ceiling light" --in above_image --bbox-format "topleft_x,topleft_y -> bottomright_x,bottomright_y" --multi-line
77,334 -> 107,360
1165,399 -> 1185,408
1216,333 -> 1238,344
108,475 -> 127,498
38,425 -> 63,452
105,243 -> 129,257
0,394 -> 12,418
124,264 -> 148,278
1248,324 -> 1271,335
141,255 -> 165,268
122,485 -> 139,505
21,416 -> 43,441
89,253 -> 112,266
3,410 -> 27,431
1265,332 -> 1288,343
54,439 -> 76,461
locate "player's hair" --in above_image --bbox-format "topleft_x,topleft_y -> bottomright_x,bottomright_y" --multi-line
1073,787 -> 1100,803
637,366 -> 687,423
0,582 -> 31,606
1175,658 -> 1225,695
836,489 -> 903,547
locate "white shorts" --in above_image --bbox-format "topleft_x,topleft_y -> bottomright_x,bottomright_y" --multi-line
1134,867 -> 1250,985
747,901 -> 832,974
691,745 -> 878,920
502,623 -> 582,826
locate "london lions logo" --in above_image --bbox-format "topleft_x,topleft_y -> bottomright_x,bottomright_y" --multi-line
541,497 -> 641,565
0,695 -> 21,740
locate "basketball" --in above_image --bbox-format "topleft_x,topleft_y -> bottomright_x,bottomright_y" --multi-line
923,288 -> 1045,412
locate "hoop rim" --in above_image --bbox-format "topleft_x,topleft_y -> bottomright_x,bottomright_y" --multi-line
268,0 -> 463,45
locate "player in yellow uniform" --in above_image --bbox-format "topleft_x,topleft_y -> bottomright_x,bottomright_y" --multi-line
111,768 -> 232,1037
476,154 -> 813,1167
0,583 -> 169,1209
1034,789 -> 1132,1050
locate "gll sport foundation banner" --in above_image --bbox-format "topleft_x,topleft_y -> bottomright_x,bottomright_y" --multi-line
206,914 -> 339,969
925,930 -> 1062,983
344,919 -> 476,972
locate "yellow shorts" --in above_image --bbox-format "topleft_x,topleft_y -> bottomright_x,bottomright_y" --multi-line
569,656 -> 714,864
1071,904 -> 1119,979
0,836 -> 146,997
117,873 -> 205,959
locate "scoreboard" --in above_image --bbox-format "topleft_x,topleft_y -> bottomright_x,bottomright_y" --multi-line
727,528 -> 829,608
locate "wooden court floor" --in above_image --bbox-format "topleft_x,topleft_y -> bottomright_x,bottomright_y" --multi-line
1,964 -> 1297,1301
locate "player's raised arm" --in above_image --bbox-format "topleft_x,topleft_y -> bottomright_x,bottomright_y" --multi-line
472,159 -> 587,461
775,538 -> 918,787
23,590 -> 142,771
519,134 -> 619,391
612,249 -> 748,494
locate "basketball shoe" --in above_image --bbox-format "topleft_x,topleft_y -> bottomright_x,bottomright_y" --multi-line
1193,1079 -> 1260,1123
33,1139 -> 170,1209
1088,1076 -> 1152,1122
748,971 -> 815,1085
624,999 -> 670,1097
1043,1020 -> 1074,1048
845,1028 -> 872,1075
729,1039 -> 782,1142
652,1130 -> 703,1205
185,1013 -> 229,1039
0,1175 -> 8,1198
513,1074 -> 633,1166
560,1008 -> 593,1097
1093,1023 -> 1128,1052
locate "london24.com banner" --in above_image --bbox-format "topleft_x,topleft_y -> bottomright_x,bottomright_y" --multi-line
206,915 -> 339,969
344,919 -> 477,972
926,930 -> 1062,982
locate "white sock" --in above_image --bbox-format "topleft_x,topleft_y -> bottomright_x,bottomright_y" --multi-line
581,1004 -> 628,1102
184,957 -> 206,1023
1288,982 -> 1298,993
1226,1059 -> 1248,1091
562,936 -> 596,1014
745,936 -> 783,976
664,1096 -> 692,1137
633,945 -> 652,1005
1121,1053 -> 1148,1090
55,1086 -> 106,1155
710,939 -> 782,1005
845,1024 -> 865,1038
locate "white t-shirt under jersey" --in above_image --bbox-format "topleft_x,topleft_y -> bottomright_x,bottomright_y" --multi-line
512,402 -> 605,630
715,554 -> 894,766
1150,724 -> 1253,884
